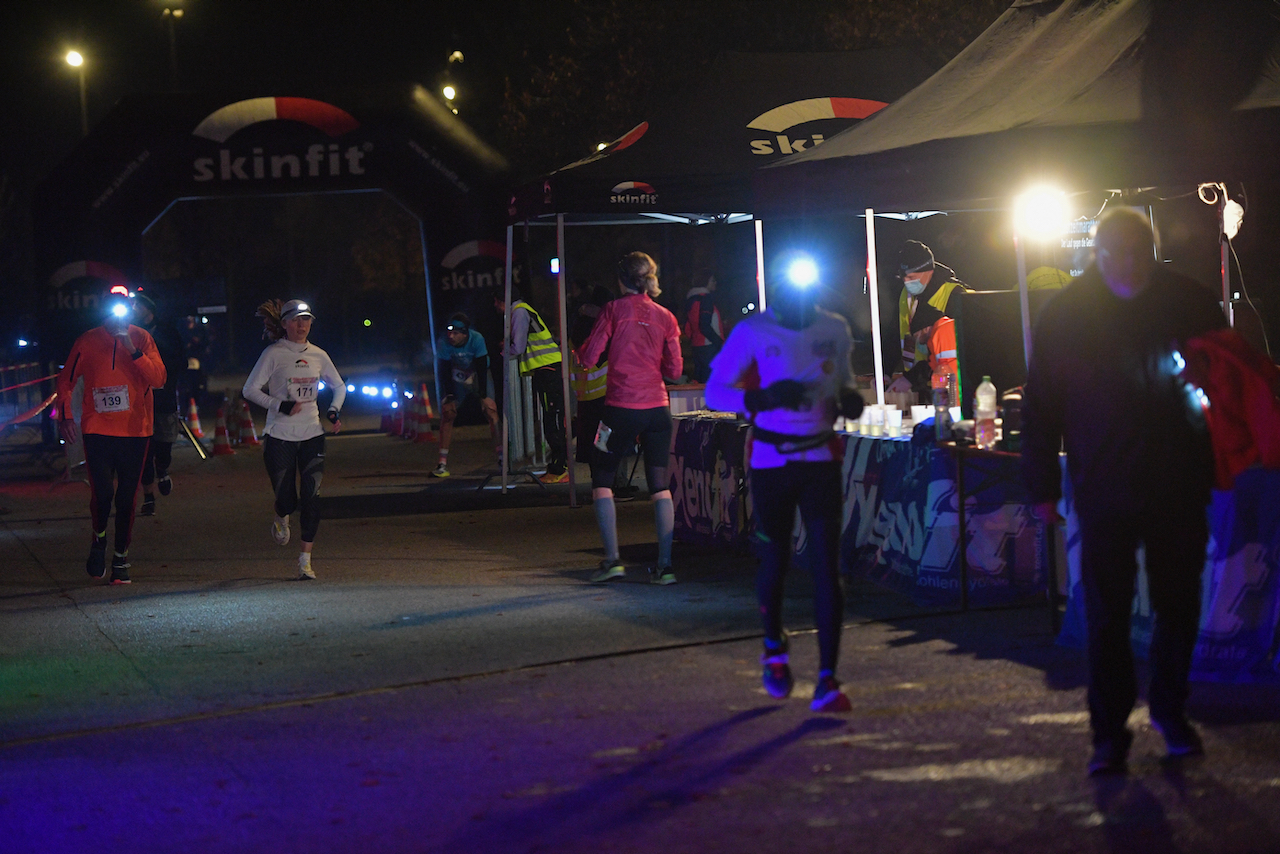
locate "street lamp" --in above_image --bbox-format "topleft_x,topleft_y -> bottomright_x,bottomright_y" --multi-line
162,5 -> 184,90
65,50 -> 87,137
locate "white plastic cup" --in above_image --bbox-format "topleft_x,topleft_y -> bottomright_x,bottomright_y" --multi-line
885,407 -> 903,438
859,406 -> 873,435
868,404 -> 885,437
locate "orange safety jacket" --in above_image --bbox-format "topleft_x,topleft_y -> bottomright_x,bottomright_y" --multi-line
57,325 -> 166,437
926,316 -> 959,383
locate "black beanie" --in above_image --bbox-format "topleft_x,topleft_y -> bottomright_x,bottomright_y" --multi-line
897,240 -> 935,276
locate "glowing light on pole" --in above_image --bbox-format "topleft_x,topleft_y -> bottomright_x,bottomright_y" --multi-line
66,50 -> 87,137
1012,186 -> 1071,365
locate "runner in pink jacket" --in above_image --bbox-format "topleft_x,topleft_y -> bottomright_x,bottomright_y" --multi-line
576,252 -> 683,585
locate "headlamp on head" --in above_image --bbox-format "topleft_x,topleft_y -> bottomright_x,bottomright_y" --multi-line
785,256 -> 819,289
446,313 -> 471,336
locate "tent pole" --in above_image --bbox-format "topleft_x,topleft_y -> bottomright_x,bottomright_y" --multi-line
864,209 -> 885,407
1220,203 -> 1234,327
754,218 -> 767,311
1014,231 -> 1032,368
502,224 -> 514,493
556,214 -> 576,507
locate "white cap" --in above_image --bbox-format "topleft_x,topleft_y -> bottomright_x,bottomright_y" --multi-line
281,299 -> 314,322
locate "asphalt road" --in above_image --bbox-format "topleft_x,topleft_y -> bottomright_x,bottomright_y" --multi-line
2,418 -> 1279,854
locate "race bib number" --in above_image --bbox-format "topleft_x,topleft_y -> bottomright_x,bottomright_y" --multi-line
287,376 -> 318,402
92,385 -> 130,413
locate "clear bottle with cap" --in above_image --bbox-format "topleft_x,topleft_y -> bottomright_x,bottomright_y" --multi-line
931,370 -> 955,441
974,375 -> 998,450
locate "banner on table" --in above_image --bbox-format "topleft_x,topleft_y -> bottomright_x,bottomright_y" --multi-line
669,418 -> 749,547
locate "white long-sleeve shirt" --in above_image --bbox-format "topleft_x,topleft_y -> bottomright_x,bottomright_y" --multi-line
243,339 -> 346,442
705,307 -> 853,469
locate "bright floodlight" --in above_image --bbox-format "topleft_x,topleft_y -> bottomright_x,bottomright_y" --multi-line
442,85 -> 456,101
66,51 -> 84,67
1224,199 -> 1244,240
1013,186 -> 1070,240
786,256 -> 819,288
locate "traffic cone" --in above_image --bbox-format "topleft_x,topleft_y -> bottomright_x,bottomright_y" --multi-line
212,407 -> 236,456
414,384 -> 437,443
186,397 -> 205,439
237,398 -> 261,446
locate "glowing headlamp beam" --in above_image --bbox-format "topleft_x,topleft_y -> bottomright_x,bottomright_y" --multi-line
786,256 -> 819,288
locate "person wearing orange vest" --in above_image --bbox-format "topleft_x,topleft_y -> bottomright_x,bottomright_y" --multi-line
57,291 -> 167,584
888,240 -> 970,397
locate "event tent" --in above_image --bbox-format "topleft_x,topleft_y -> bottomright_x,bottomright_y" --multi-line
500,50 -> 933,495
755,0 -> 1280,404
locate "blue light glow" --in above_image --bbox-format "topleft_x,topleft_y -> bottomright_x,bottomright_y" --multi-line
382,387 -> 392,398
786,257 -> 818,288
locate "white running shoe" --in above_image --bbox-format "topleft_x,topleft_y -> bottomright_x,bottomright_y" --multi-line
298,553 -> 316,580
272,516 -> 291,546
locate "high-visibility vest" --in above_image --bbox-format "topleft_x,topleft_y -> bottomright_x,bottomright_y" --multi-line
900,279 -> 966,369
571,359 -> 607,401
514,300 -> 562,375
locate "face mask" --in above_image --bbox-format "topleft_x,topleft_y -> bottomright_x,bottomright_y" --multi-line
903,278 -> 927,296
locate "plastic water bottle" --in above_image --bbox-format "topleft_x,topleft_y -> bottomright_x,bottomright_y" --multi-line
932,370 -> 954,441
975,375 -> 997,450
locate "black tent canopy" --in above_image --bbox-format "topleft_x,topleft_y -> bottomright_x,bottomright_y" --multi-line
756,0 -> 1280,405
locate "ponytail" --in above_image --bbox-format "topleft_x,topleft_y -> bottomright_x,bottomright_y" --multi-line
617,251 -> 661,298
256,299 -> 285,341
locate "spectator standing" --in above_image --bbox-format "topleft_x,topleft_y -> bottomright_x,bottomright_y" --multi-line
495,286 -> 569,483
1021,208 -> 1227,775
56,291 -> 167,584
683,270 -> 725,383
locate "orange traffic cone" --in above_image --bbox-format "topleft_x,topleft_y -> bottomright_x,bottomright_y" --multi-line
414,384 -> 437,443
212,407 -> 236,456
186,397 -> 205,439
237,399 -> 261,446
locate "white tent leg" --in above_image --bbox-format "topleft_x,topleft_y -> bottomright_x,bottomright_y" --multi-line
1014,232 -> 1032,368
1220,203 -> 1234,327
502,224 -> 514,492
754,218 -> 767,311
556,214 -> 576,507
865,209 -> 885,407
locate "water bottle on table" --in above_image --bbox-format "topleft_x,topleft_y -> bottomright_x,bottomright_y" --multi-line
931,370 -> 955,441
975,375 -> 997,451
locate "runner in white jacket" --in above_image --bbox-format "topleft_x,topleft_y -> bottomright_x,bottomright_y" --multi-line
243,299 -> 345,579
705,254 -> 864,712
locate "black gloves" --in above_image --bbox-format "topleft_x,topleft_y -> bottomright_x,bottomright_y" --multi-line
744,379 -> 807,413
326,407 -> 340,425
839,389 -> 865,420
278,400 -> 297,415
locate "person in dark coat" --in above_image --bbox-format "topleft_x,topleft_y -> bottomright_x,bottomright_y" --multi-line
1021,208 -> 1227,776
134,293 -> 188,517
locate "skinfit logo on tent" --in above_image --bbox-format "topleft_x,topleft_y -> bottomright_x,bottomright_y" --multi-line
190,97 -> 371,183
610,181 -> 657,205
746,97 -> 887,156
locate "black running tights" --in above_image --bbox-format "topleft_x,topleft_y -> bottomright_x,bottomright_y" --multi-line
263,434 -> 325,543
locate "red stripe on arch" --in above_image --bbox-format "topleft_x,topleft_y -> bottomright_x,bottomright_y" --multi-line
274,98 -> 360,137
829,98 -> 888,120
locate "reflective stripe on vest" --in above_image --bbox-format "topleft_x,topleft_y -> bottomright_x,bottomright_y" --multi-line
571,361 -> 607,400
515,301 -> 562,375
900,280 -> 965,369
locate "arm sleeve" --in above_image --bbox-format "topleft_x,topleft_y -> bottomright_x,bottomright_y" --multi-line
509,307 -> 530,356
437,360 -> 455,398
56,342 -> 83,416
577,303 -> 613,369
131,330 -> 167,390
242,349 -> 277,411
321,353 -> 346,411
662,314 -> 684,380
1020,318 -> 1066,505
704,324 -> 754,414
472,353 -> 489,378
699,298 -> 722,345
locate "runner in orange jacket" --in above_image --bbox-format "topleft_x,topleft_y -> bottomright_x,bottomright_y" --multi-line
57,293 -> 166,583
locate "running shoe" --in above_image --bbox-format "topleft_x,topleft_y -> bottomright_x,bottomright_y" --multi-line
1087,729 -> 1133,777
86,535 -> 107,578
431,462 -> 451,478
140,494 -> 156,517
590,559 -> 626,582
271,515 -> 291,546
539,470 -> 569,484
157,475 -> 172,496
648,565 -> 677,585
298,554 -> 316,580
811,675 -> 852,712
761,635 -> 793,699
110,553 -> 131,585
1152,716 -> 1204,758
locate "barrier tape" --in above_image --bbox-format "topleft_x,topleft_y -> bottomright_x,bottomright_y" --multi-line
0,392 -> 58,430
0,374 -> 58,395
